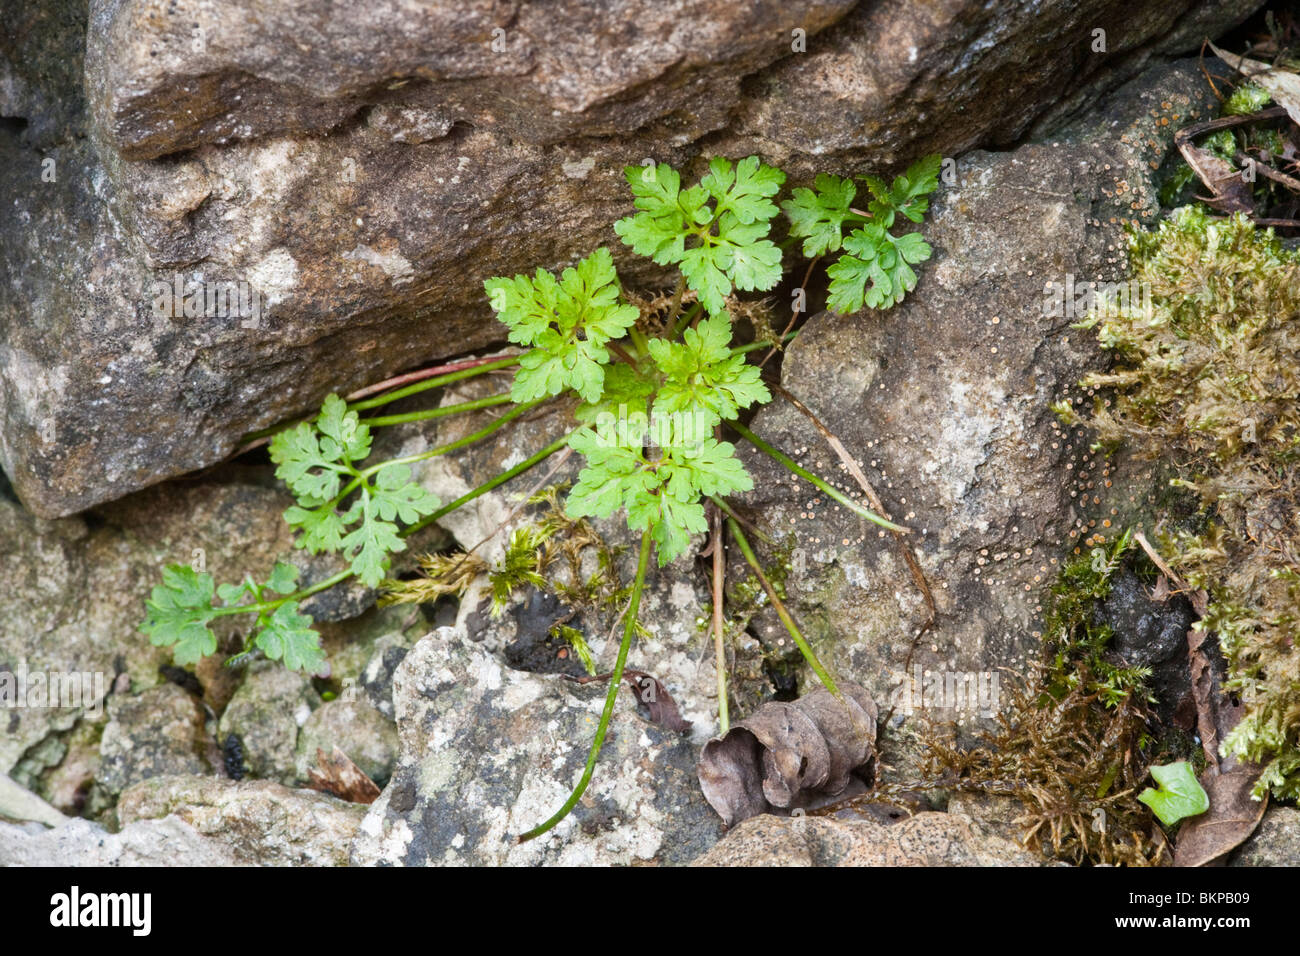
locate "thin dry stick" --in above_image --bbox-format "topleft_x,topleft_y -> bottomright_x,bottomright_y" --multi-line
1235,150 -> 1300,195
1197,40 -> 1228,101
710,501 -> 729,734
772,383 -> 936,631
759,256 -> 820,369
451,445 -> 575,570
1132,529 -> 1188,590
346,352 -> 519,403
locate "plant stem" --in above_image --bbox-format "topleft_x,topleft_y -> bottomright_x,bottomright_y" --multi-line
518,529 -> 654,842
357,392 -> 512,428
707,493 -> 772,545
710,503 -> 729,735
369,400 -> 543,474
729,421 -> 908,533
346,354 -> 518,403
211,567 -> 352,618
671,303 -> 702,339
402,430 -> 573,538
607,340 -> 641,368
348,355 -> 520,413
726,516 -> 841,699
663,276 -> 688,333
760,254 -> 820,369
627,326 -> 652,358
218,427 -> 569,622
730,332 -> 799,356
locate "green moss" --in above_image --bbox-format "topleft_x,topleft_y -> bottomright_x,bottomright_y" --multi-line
1043,529 -> 1155,709
1077,206 -> 1300,800
1222,82 -> 1272,116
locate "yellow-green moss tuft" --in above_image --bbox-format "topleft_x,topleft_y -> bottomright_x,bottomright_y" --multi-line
1077,206 -> 1300,799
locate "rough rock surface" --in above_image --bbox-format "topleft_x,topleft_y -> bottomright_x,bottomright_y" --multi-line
352,607 -> 723,865
294,697 -> 400,787
0,773 -> 68,826
0,815 -> 243,866
0,479 -> 294,778
96,683 -> 210,795
732,61 -> 1219,772
0,0 -> 1260,516
1230,806 -> 1300,866
118,774 -> 364,866
217,663 -> 319,785
690,810 -> 1045,866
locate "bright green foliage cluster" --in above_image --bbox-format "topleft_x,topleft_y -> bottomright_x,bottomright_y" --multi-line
567,427 -> 752,564
614,156 -> 785,315
141,152 -> 941,678
486,154 -> 940,567
647,313 -> 770,425
782,155 -> 941,313
485,264 -> 768,565
141,394 -> 440,672
141,561 -> 325,673
485,247 -> 639,404
271,395 -> 439,587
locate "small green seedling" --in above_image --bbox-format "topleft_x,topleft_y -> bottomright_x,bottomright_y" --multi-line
1138,761 -> 1210,826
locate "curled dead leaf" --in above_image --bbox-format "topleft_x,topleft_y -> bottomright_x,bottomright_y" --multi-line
1210,41 -> 1300,126
697,682 -> 877,827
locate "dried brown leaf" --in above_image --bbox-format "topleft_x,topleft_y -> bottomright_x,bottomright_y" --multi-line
565,668 -> 692,734
306,746 -> 381,805
622,669 -> 692,734
697,682 -> 877,826
1186,627 -> 1221,766
1173,768 -> 1268,867
1179,140 -> 1255,213
1210,41 -> 1300,126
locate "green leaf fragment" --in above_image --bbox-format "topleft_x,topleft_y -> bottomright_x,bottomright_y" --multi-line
485,247 -> 638,404
371,464 -> 440,525
781,173 -> 857,257
341,491 -> 408,588
615,157 -> 785,315
254,601 -> 326,674
701,155 -> 786,225
140,565 -> 220,666
1138,761 -> 1210,826
264,560 -> 300,596
269,394 -> 371,502
649,313 -> 769,429
827,223 -> 932,313
864,153 -> 942,226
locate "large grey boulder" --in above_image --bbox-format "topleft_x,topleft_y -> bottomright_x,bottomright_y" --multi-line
0,0 -> 1261,517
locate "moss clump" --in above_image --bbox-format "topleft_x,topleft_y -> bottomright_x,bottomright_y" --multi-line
929,530 -> 1177,866
1069,206 -> 1300,800
1043,529 -> 1156,708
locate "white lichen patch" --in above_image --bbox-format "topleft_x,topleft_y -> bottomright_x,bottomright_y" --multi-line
342,244 -> 415,285
246,247 -> 298,309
